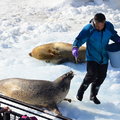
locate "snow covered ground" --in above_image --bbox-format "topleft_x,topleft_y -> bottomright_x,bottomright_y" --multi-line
0,0 -> 120,120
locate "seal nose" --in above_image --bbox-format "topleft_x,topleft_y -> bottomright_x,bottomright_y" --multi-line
66,71 -> 74,79
69,71 -> 73,75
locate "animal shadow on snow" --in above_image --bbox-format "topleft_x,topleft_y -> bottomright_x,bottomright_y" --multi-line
58,101 -> 119,120
63,62 -> 86,72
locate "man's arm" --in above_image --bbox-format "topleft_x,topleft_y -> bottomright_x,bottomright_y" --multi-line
73,24 -> 91,48
109,22 -> 120,43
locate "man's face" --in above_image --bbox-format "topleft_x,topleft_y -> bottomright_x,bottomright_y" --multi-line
94,21 -> 105,31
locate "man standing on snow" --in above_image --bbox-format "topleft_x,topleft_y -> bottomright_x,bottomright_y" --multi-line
72,13 -> 120,104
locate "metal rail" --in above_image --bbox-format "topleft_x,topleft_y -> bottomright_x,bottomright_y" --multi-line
0,94 -> 72,120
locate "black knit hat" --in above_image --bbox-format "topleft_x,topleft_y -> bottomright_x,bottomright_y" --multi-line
94,13 -> 106,22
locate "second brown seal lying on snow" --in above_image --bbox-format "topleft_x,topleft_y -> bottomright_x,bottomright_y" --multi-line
29,42 -> 86,64
0,71 -> 74,115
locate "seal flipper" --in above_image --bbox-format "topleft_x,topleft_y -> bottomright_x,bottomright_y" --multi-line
47,103 -> 61,115
64,98 -> 72,103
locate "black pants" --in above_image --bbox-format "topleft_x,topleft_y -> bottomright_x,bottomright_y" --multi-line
77,61 -> 108,97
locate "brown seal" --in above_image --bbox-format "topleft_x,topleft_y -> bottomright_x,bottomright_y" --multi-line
29,42 -> 86,64
0,71 -> 74,115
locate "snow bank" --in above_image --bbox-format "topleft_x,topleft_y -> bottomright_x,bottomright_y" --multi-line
0,0 -> 120,120
109,0 -> 120,9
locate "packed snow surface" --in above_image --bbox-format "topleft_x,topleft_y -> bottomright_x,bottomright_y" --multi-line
0,0 -> 120,120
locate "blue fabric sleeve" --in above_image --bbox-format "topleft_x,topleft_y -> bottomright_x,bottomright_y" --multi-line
109,22 -> 120,42
73,24 -> 91,48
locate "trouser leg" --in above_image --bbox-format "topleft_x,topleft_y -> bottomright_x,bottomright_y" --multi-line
90,63 -> 108,104
77,61 -> 98,101
90,84 -> 100,98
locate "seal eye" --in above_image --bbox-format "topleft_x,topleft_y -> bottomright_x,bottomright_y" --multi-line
66,73 -> 69,76
65,74 -> 68,78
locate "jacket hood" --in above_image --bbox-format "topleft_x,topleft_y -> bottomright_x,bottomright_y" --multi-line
89,18 -> 106,31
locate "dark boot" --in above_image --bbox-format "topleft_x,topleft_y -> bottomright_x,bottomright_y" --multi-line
76,92 -> 84,101
90,84 -> 101,104
90,95 -> 101,104
76,83 -> 88,101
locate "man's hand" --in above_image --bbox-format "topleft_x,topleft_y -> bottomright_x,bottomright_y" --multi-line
72,47 -> 79,63
72,47 -> 78,58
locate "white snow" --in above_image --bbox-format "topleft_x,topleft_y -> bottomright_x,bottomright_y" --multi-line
0,0 -> 120,120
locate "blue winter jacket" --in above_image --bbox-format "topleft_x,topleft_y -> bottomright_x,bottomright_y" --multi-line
73,21 -> 120,64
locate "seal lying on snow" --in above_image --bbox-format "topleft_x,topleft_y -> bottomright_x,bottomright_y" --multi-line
0,71 -> 74,115
29,42 -> 86,64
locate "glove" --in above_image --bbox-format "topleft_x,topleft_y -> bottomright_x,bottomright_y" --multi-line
72,47 -> 78,58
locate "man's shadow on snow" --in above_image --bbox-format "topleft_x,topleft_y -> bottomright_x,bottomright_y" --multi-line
63,61 -> 120,72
